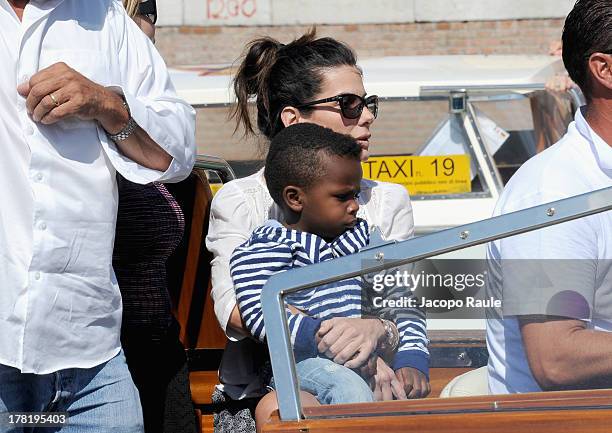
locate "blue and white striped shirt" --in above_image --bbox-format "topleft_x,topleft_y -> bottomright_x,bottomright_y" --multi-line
230,219 -> 429,375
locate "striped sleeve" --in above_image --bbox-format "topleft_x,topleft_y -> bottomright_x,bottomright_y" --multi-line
230,240 -> 322,360
393,308 -> 430,377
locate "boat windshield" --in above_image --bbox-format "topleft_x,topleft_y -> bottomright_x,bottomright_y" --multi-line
194,89 -> 575,199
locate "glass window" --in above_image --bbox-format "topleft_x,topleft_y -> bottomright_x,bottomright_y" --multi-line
472,91 -> 574,184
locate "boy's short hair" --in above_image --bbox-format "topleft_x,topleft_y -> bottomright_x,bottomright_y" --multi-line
264,123 -> 361,206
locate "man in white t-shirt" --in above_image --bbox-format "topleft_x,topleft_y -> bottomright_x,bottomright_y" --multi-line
486,0 -> 612,394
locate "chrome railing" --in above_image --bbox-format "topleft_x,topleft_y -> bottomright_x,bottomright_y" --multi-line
261,186 -> 612,421
195,154 -> 236,183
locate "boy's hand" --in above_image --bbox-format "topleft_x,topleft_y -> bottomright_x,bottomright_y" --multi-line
395,367 -> 430,399
316,317 -> 384,368
369,358 -> 407,401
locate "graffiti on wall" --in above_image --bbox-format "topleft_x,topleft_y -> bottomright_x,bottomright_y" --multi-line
206,0 -> 258,20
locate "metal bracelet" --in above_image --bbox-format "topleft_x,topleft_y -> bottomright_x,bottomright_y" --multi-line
107,100 -> 137,142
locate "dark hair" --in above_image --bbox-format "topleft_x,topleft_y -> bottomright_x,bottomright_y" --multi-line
562,0 -> 612,99
232,29 -> 358,139
264,123 -> 361,206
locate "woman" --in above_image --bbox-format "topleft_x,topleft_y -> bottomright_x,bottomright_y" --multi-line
206,29 -> 430,424
113,1 -> 196,432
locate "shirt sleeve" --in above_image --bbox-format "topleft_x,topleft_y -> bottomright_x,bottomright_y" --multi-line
100,6 -> 196,184
377,182 -> 415,241
205,182 -> 254,341
375,182 -> 429,375
230,241 -> 322,361
497,191 -> 599,320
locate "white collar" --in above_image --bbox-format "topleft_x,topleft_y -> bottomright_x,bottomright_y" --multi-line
574,106 -> 612,175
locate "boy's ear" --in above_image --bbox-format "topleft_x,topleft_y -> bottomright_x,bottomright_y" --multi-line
282,185 -> 304,212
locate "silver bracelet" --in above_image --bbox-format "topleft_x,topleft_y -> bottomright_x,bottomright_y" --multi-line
107,99 -> 137,142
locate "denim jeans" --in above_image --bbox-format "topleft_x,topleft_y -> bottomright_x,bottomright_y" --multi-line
0,350 -> 143,433
273,357 -> 374,405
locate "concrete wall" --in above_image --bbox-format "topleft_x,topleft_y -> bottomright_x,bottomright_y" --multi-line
157,0 -> 575,27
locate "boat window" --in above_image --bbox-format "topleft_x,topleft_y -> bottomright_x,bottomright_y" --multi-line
367,98 -> 486,198
471,90 -> 574,184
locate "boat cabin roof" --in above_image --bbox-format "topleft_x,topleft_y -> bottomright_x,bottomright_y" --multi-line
170,55 -> 565,105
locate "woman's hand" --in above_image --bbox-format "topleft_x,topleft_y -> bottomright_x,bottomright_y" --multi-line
316,317 -> 384,369
395,367 -> 431,399
369,358 -> 407,401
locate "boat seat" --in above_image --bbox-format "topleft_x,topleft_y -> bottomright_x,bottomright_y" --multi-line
439,366 -> 489,398
165,168 -> 229,432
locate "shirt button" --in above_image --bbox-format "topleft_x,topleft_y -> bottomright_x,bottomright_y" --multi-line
16,99 -> 25,110
21,74 -> 29,83
39,222 -> 47,230
25,125 -> 34,136
34,173 -> 43,182
34,272 -> 41,281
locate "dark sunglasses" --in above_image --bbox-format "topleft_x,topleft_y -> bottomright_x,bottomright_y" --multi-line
297,93 -> 378,119
138,0 -> 157,24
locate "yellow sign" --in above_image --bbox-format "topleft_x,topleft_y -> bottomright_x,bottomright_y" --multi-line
362,155 -> 471,195
210,182 -> 223,196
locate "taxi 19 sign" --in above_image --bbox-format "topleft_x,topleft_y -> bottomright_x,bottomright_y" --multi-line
362,155 -> 471,195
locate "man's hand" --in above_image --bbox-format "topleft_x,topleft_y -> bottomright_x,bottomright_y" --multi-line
369,358 -> 407,401
316,317 -> 384,369
358,353 -> 378,379
17,62 -> 127,133
395,367 -> 430,399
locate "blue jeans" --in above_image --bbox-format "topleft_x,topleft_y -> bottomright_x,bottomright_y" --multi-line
0,350 -> 143,433
278,357 -> 374,405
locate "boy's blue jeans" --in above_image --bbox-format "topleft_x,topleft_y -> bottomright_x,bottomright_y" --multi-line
0,350 -> 143,433
272,357 -> 374,405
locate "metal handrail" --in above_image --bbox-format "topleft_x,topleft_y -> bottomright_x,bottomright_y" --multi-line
195,154 -> 236,183
261,186 -> 612,421
420,84 -> 547,94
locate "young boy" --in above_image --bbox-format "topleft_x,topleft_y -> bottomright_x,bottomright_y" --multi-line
230,123 -> 422,405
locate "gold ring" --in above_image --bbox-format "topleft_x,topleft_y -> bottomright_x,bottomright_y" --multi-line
49,92 -> 60,107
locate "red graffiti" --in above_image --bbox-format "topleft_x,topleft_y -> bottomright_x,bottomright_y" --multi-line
207,0 -> 257,20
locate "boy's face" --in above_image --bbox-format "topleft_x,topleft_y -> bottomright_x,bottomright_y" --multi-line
294,154 -> 362,241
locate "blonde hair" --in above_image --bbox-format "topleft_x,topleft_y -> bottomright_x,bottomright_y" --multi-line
123,0 -> 140,19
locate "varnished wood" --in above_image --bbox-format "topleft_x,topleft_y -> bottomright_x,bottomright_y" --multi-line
201,414 -> 214,433
189,371 -> 219,405
300,388 -> 612,417
176,169 -> 212,348
196,278 -> 227,349
261,409 -> 612,433
428,330 -> 486,343
261,389 -> 612,432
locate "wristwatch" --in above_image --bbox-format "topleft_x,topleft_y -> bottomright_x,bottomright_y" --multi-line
377,318 -> 400,352
107,98 -> 137,142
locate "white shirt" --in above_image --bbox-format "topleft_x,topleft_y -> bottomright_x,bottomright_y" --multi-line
486,108 -> 612,394
206,168 -> 415,398
0,0 -> 196,374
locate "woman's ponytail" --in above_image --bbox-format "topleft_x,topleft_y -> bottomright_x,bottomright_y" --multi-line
232,37 -> 283,137
232,29 -> 358,140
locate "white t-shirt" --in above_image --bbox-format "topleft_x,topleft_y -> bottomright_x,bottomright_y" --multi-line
486,108 -> 612,394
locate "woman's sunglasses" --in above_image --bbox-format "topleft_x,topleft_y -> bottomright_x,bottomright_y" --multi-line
139,0 -> 157,24
297,93 -> 379,119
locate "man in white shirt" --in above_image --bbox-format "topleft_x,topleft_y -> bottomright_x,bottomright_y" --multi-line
0,0 -> 195,430
486,0 -> 612,394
